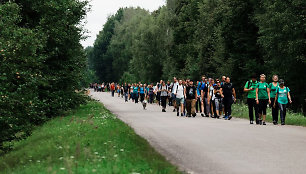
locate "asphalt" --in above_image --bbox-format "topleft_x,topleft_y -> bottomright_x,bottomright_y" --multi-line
90,90 -> 306,174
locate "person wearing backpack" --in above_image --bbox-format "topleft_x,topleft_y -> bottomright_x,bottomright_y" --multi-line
256,74 -> 271,125
274,79 -> 292,125
269,75 -> 280,125
185,80 -> 197,117
244,74 -> 259,124
175,80 -> 185,116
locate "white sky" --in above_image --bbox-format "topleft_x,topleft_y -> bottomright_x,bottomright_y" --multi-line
81,0 -> 166,48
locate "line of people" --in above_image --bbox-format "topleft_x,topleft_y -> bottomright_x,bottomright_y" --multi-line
91,74 -> 292,125
244,74 -> 292,125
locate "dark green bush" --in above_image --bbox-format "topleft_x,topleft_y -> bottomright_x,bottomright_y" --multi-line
0,1 -> 89,152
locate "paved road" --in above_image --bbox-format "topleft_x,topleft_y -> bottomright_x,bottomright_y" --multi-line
91,91 -> 306,174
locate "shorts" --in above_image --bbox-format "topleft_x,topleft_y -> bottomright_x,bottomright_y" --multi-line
258,99 -> 268,115
171,93 -> 176,100
214,98 -> 223,111
176,97 -> 184,104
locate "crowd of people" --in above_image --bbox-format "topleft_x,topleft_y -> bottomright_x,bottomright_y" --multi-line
90,74 -> 292,125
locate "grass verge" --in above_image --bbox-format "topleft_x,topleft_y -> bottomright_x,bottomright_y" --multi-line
0,101 -> 181,174
232,103 -> 306,126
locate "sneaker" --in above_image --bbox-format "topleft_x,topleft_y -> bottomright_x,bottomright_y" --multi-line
263,122 -> 266,125
228,116 -> 232,120
281,122 -> 285,125
162,109 -> 166,112
177,112 -> 179,116
250,121 -> 254,124
259,120 -> 262,125
173,109 -> 176,112
224,116 -> 228,120
181,113 -> 184,116
201,113 -> 204,117
192,113 -> 196,117
216,116 -> 220,119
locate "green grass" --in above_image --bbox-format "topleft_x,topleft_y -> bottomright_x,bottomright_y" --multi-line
232,103 -> 306,126
0,101 -> 181,174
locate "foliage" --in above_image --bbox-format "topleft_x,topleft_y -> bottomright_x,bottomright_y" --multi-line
0,1 -> 89,151
88,0 -> 305,113
0,101 -> 181,173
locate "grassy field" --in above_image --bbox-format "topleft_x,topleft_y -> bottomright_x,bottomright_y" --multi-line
0,101 -> 181,174
232,103 -> 306,126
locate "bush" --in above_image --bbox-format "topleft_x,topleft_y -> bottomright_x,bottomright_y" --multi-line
0,1 -> 89,152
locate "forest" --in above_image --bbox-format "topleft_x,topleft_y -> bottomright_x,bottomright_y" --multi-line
87,0 -> 305,113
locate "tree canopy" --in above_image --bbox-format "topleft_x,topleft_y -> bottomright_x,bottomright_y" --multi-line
88,0 -> 305,113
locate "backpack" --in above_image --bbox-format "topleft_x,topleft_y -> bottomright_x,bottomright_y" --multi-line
176,84 -> 184,94
247,80 -> 253,89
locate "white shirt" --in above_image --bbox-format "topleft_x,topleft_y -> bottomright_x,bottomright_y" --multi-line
172,82 -> 179,94
176,85 -> 184,98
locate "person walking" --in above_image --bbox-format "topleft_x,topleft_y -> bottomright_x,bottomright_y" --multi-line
139,84 -> 146,103
110,83 -> 115,97
274,79 -> 292,125
201,78 -> 210,117
208,79 -> 215,117
185,80 -> 197,117
123,83 -> 129,102
159,81 -> 169,112
221,77 -> 236,120
148,84 -> 155,104
244,74 -> 259,124
156,80 -> 162,106
133,84 -> 139,103
196,81 -> 202,113
214,80 -> 223,119
167,81 -> 172,106
174,80 -> 185,116
171,77 -> 179,112
269,75 -> 279,125
256,74 -> 271,125
200,76 -> 206,117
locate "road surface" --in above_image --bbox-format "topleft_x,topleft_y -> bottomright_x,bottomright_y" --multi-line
91,91 -> 306,174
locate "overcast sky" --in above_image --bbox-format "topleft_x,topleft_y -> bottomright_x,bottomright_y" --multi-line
81,0 -> 166,48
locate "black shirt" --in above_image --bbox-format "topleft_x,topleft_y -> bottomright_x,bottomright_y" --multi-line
222,83 -> 234,99
186,86 -> 197,99
148,87 -> 154,95
215,86 -> 222,99
123,85 -> 129,93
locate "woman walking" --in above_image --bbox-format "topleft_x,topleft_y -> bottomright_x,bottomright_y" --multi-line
133,83 -> 139,103
269,75 -> 279,125
256,74 -> 271,125
274,79 -> 292,125
244,74 -> 258,124
159,81 -> 169,112
214,80 -> 223,119
139,84 -> 146,103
